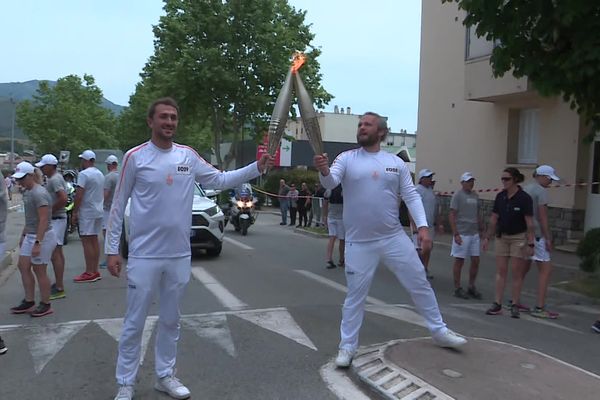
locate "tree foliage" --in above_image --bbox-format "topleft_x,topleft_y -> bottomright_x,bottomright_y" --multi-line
120,0 -> 332,167
16,74 -> 118,161
444,0 -> 600,136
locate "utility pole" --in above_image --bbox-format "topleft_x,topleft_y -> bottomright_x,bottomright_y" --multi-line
10,97 -> 15,170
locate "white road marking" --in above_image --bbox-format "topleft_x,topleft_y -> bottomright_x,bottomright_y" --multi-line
319,362 -> 373,400
560,304 -> 600,315
365,304 -> 428,329
95,316 -> 158,365
27,321 -> 88,374
294,269 -> 387,305
0,307 -> 318,375
182,314 -> 236,357
235,308 -> 317,351
191,266 -> 248,310
223,236 -> 254,250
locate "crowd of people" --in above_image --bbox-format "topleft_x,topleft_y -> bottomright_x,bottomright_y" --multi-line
1,101 -> 598,399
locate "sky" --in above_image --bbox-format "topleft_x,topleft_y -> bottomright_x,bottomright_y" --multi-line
0,0 -> 422,133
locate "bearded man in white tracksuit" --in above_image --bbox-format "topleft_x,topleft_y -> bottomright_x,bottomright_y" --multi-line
313,112 -> 467,368
105,97 -> 273,400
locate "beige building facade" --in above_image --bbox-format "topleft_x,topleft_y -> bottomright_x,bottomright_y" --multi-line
417,1 -> 598,241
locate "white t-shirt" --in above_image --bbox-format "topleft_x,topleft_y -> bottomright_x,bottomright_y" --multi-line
76,166 -> 105,219
320,148 -> 427,242
105,141 -> 262,258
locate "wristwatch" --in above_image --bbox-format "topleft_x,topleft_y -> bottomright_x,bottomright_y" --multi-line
34,240 -> 41,245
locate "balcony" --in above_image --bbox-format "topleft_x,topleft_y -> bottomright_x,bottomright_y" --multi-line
465,57 -> 532,102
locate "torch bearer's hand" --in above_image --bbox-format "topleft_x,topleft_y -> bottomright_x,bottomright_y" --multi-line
313,154 -> 330,176
258,154 -> 275,173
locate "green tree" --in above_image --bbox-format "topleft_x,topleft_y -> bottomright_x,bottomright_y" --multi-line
16,74 -> 118,162
443,0 -> 600,137
120,0 -> 332,167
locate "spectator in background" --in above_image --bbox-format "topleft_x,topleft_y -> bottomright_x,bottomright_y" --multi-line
522,165 -> 560,319
36,154 -> 68,301
288,183 -> 299,226
278,179 -> 290,225
310,183 -> 325,227
448,172 -> 483,300
483,167 -> 535,319
4,173 -> 13,201
101,155 -> 119,268
296,182 -> 310,228
72,150 -> 105,283
412,168 -> 443,279
323,184 -> 344,269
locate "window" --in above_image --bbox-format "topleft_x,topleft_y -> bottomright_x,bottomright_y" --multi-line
517,109 -> 539,164
465,25 -> 494,60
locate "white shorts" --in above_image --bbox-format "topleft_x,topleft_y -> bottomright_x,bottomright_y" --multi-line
327,218 -> 345,240
451,233 -> 481,258
102,210 -> 110,230
79,217 -> 102,236
413,230 -> 435,250
531,238 -> 551,262
51,218 -> 67,246
20,231 -> 57,265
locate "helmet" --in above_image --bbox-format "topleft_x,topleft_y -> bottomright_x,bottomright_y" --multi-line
63,169 -> 77,179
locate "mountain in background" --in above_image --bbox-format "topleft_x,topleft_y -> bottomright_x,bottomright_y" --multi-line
0,80 -> 125,141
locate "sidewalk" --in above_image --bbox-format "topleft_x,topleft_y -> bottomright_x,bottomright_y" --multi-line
349,337 -> 600,400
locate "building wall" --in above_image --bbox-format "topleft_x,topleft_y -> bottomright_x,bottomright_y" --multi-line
417,1 -> 587,210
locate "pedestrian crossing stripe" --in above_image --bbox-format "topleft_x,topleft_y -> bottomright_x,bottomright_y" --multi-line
0,307 -> 315,375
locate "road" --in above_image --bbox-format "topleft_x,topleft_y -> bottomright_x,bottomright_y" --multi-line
0,209 -> 599,399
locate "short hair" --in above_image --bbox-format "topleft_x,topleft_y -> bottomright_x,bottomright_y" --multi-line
361,111 -> 389,142
147,97 -> 180,119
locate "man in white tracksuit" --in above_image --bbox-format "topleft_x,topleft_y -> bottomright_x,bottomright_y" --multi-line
313,112 -> 467,368
105,97 -> 273,400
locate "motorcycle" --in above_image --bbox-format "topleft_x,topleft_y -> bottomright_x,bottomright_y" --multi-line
230,192 -> 257,236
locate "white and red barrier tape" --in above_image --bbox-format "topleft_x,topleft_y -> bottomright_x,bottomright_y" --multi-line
252,181 -> 600,199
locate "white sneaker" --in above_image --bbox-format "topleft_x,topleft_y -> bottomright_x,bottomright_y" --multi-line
114,385 -> 134,400
154,375 -> 191,399
335,349 -> 356,368
432,329 -> 467,348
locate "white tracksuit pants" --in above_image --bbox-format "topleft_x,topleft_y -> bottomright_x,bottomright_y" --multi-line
116,256 -> 190,386
340,233 -> 447,352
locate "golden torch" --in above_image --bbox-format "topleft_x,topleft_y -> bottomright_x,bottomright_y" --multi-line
267,65 -> 294,157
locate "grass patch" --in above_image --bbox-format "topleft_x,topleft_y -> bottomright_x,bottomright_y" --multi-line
554,275 -> 600,299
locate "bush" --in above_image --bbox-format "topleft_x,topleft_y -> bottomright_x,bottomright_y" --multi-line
262,169 -> 319,207
577,228 -> 600,273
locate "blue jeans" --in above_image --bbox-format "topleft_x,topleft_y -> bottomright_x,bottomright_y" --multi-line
279,199 -> 289,224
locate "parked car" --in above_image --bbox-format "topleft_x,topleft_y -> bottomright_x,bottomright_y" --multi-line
121,183 -> 225,257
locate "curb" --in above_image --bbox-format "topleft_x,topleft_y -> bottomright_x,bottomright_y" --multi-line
349,339 -> 453,400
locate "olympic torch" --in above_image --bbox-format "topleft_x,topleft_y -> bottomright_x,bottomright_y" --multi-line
292,56 -> 324,156
267,66 -> 294,157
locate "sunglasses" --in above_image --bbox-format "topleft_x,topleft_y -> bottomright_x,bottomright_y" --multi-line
501,177 -> 512,182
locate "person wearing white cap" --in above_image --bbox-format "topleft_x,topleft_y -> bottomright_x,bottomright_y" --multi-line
100,155 -> 119,268
520,165 -> 560,319
9,161 -> 57,317
36,154 -> 68,300
314,112 -> 466,370
105,97 -> 274,400
448,172 -> 484,299
73,149 -> 105,283
412,168 -> 442,279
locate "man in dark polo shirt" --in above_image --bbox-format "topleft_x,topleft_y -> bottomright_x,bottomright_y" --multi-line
483,167 -> 535,318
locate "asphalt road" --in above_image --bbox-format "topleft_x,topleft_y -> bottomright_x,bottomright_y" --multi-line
0,210 -> 598,399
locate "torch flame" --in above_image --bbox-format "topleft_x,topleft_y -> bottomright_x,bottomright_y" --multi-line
291,52 -> 307,73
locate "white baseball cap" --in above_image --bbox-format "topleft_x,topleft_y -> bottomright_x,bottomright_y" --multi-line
12,161 -> 35,179
78,150 -> 96,161
460,172 -> 475,182
105,155 -> 118,164
535,165 -> 560,181
418,169 -> 435,180
35,154 -> 58,167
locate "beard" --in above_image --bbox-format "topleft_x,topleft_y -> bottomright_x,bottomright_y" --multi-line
357,132 -> 380,147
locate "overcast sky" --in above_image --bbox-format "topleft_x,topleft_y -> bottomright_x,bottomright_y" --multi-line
0,0 -> 422,133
